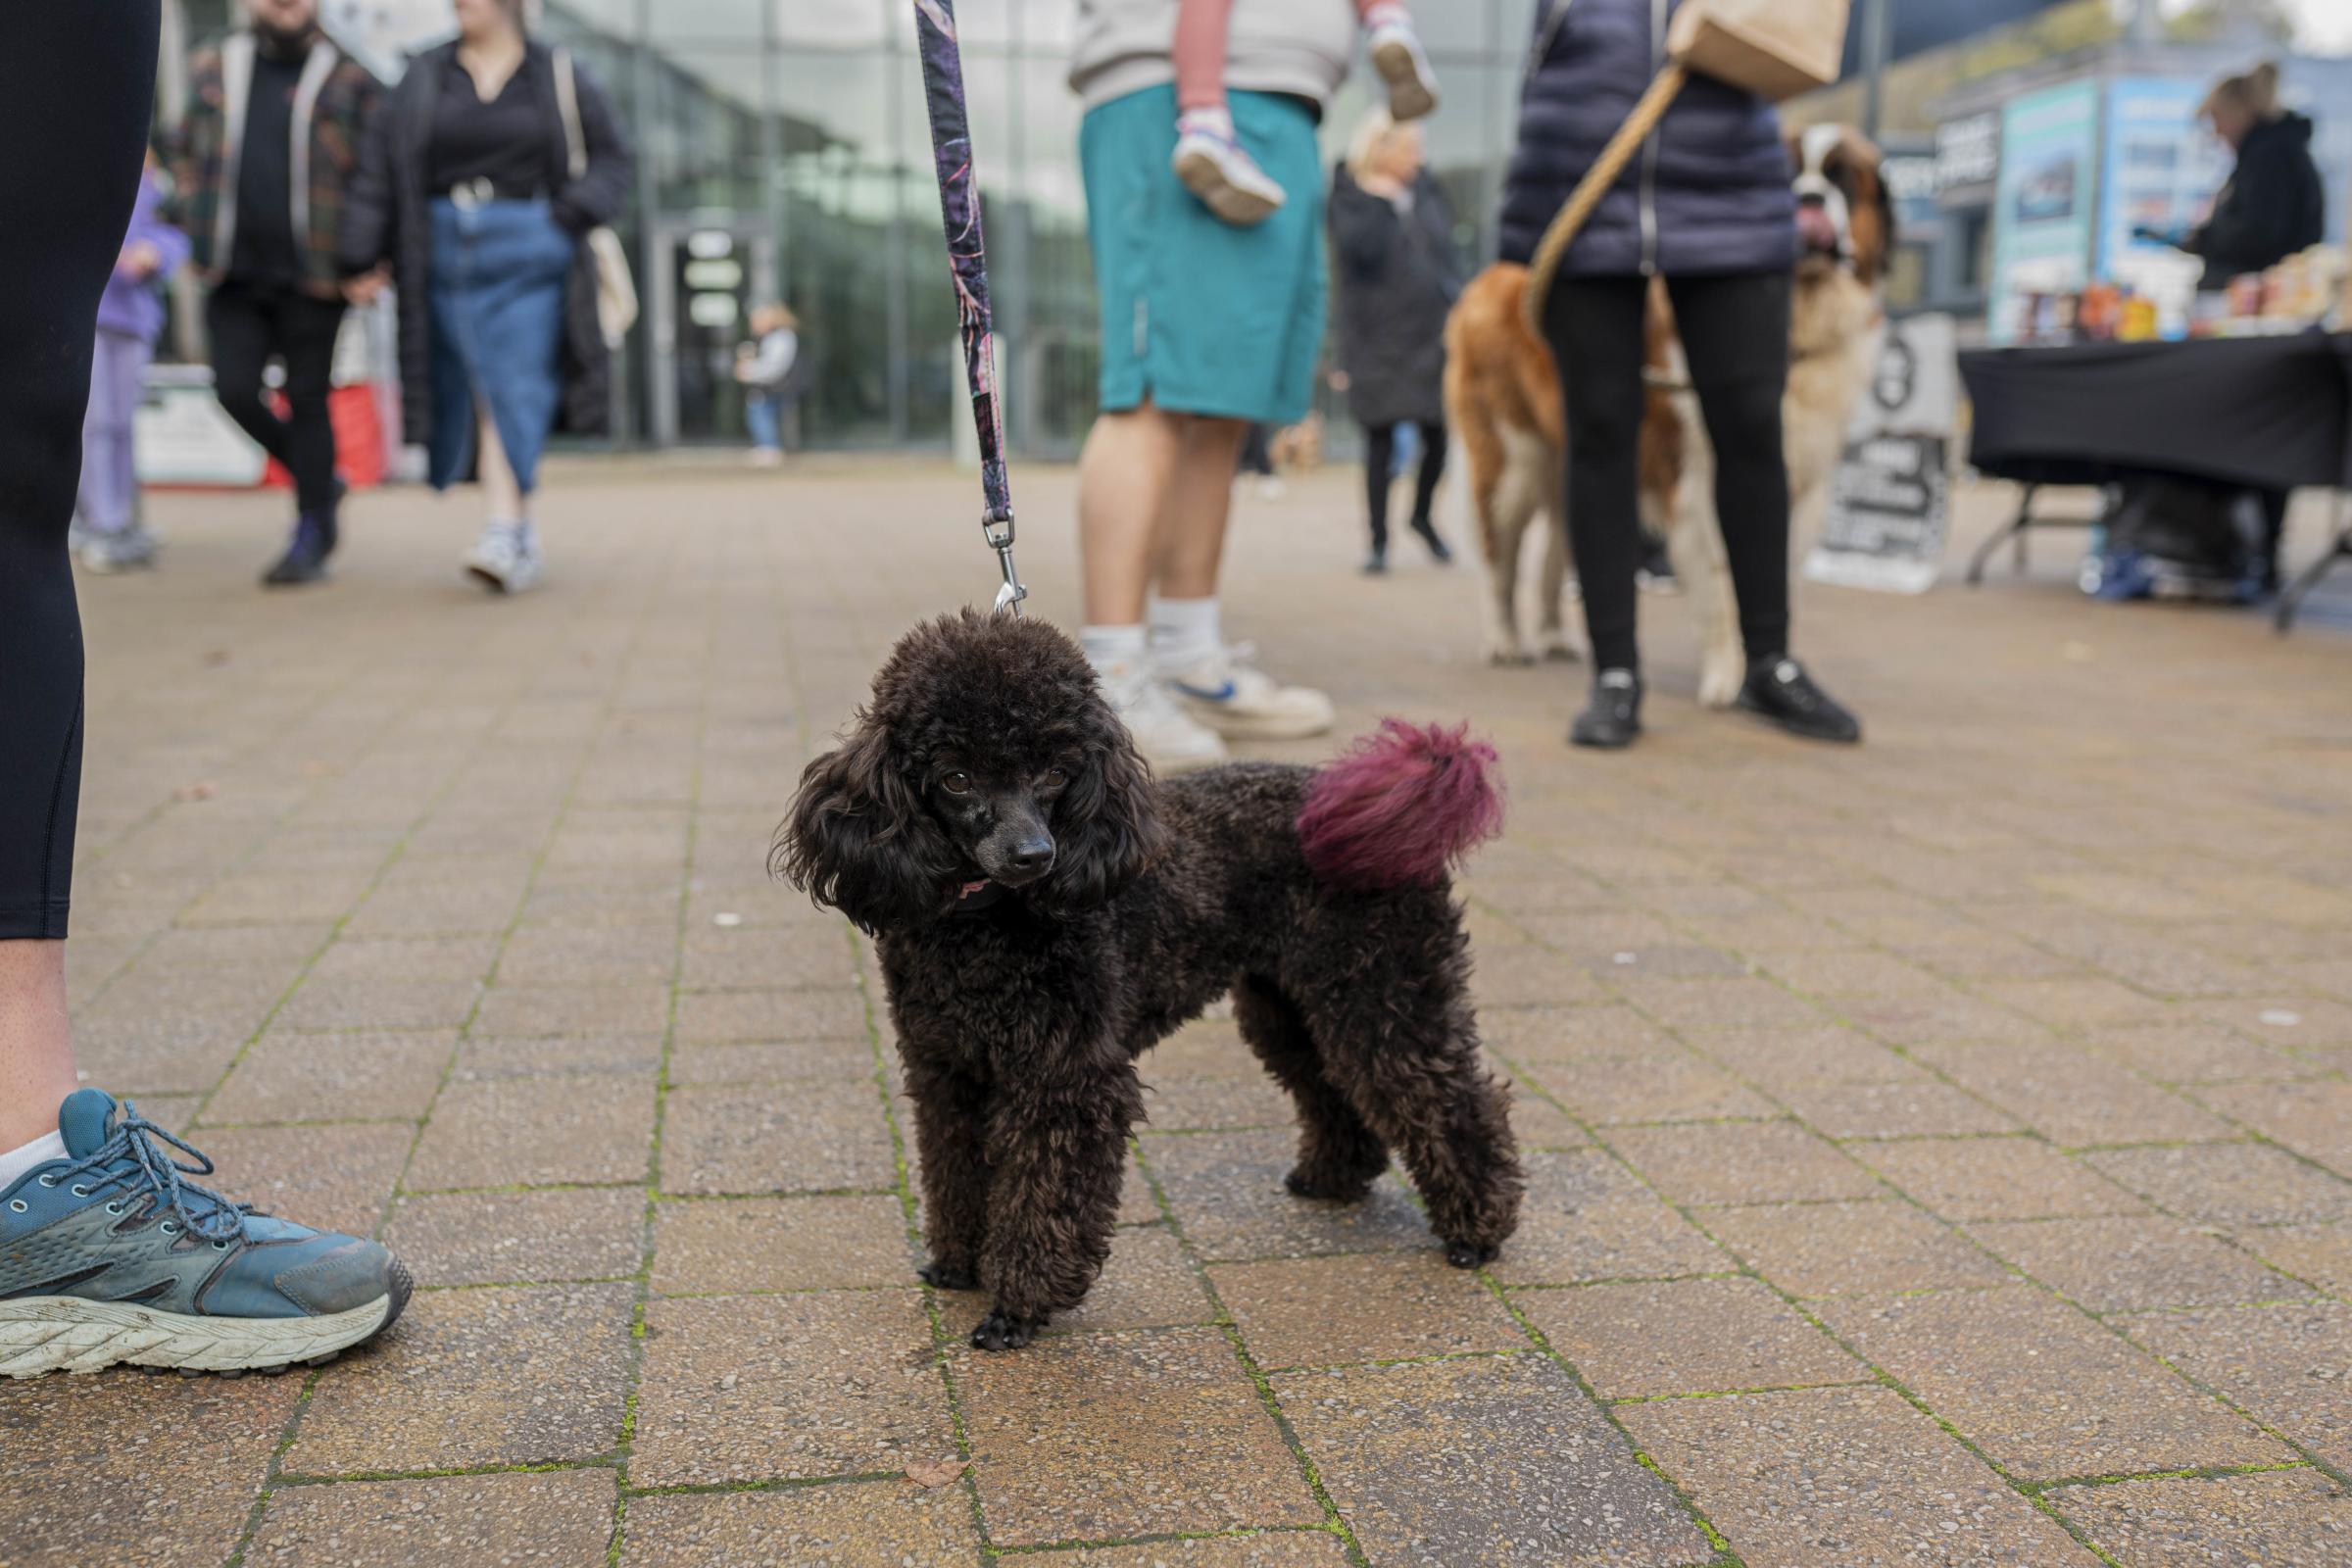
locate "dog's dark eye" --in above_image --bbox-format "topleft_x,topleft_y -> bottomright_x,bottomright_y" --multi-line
941,772 -> 971,796
1042,766 -> 1069,788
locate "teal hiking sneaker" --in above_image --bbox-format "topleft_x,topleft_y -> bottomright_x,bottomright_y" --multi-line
0,1090 -> 411,1378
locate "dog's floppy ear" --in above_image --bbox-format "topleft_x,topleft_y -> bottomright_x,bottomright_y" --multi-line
774,715 -> 956,934
1033,701 -> 1169,915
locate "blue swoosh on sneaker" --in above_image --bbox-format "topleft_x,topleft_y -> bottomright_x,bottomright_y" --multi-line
1175,680 -> 1237,703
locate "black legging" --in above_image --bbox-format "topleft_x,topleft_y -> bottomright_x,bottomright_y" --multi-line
1364,420 -> 1447,554
0,1 -> 161,940
1543,270 -> 1791,673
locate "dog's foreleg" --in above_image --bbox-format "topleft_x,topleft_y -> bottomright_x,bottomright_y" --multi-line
970,1056 -> 1143,1350
1663,418 -> 1746,710
906,1057 -> 992,1292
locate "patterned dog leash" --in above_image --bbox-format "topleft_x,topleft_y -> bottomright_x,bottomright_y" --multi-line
911,0 -> 1025,617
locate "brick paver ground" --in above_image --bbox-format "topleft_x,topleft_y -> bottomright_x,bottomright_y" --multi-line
8,461 -> 2352,1566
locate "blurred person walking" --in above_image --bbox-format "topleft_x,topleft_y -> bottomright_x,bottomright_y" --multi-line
1330,110 -> 1457,574
734,304 -> 802,467
1,0 -> 412,1381
75,152 -> 190,575
340,0 -> 632,595
1069,0 -> 1355,773
1499,0 -> 1859,749
172,0 -> 381,586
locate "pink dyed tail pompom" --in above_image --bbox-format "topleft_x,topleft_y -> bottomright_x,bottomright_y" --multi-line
1296,719 -> 1504,893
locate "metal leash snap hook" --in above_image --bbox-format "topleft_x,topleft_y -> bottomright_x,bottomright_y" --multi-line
985,510 -> 1026,617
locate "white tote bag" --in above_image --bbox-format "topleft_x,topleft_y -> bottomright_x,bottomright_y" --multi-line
553,49 -> 638,349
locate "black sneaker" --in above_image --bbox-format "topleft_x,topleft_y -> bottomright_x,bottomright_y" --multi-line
1738,656 -> 1861,744
261,512 -> 336,588
1570,668 -> 1642,749
1362,546 -> 1389,576
1410,516 -> 1453,564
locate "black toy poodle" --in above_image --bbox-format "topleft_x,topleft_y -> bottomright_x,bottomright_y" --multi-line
778,611 -> 1522,1349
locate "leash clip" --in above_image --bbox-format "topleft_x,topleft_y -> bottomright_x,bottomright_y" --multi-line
984,509 -> 1026,617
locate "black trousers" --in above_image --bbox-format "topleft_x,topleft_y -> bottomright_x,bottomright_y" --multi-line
206,282 -> 347,516
0,1 -> 159,940
1364,420 -> 1447,553
1543,270 -> 1792,673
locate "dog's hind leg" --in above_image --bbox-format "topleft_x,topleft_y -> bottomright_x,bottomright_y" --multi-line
1533,462 -> 1582,663
1235,974 -> 1387,1202
1300,950 -> 1524,1267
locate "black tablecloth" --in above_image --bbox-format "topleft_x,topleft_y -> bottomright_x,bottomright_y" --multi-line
1960,331 -> 2352,491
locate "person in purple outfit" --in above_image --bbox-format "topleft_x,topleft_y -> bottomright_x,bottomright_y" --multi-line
74,151 -> 190,575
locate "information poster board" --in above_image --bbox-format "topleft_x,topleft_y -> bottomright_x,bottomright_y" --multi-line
1804,314 -> 1959,596
1987,80 -> 2100,344
2097,75 -> 2225,332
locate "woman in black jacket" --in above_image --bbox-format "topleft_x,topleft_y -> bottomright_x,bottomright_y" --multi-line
1500,0 -> 1859,749
341,0 -> 630,595
2180,62 -> 2326,290
1330,112 -> 1459,574
2144,61 -> 2328,588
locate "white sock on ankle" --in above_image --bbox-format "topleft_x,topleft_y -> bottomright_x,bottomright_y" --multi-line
1081,623 -> 1149,677
1149,596 -> 1222,672
1363,2 -> 1413,32
1177,105 -> 1236,140
0,1130 -> 67,1192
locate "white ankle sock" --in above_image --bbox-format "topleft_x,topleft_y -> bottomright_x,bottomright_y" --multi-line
1177,105 -> 1236,140
1150,596 -> 1222,672
1081,623 -> 1149,678
0,1130 -> 67,1192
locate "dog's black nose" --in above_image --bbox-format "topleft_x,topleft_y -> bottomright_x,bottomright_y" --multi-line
1004,839 -> 1055,875
1796,191 -> 1828,208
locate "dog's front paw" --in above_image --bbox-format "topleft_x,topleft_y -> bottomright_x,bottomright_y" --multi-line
1444,1239 -> 1500,1270
969,1310 -> 1043,1351
919,1260 -> 979,1292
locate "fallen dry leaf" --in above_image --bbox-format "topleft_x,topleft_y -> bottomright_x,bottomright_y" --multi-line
903,1457 -> 967,1489
172,782 -> 217,803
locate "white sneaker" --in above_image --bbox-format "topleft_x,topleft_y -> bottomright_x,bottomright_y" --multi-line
1160,643 -> 1336,742
1098,659 -> 1229,775
1370,23 -> 1441,122
74,527 -> 159,574
464,521 -> 543,595
1172,120 -> 1288,226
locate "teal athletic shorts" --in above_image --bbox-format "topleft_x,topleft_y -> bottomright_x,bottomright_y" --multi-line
1080,83 -> 1327,426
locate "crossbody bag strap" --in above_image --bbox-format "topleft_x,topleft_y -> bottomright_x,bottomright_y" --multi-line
909,0 -> 1023,615
554,48 -> 587,183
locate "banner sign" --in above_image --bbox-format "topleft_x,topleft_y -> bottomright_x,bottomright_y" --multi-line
1805,314 -> 1958,595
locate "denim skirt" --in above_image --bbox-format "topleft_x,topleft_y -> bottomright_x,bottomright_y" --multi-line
426,197 -> 574,493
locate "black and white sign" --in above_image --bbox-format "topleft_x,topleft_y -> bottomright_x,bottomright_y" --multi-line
1804,315 -> 1958,596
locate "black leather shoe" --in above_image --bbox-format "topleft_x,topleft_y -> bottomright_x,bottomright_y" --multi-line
261,513 -> 336,588
1362,547 -> 1389,575
1738,656 -> 1861,743
1570,668 -> 1642,749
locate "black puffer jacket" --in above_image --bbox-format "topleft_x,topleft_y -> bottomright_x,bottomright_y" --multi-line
2187,112 -> 2326,289
1498,0 -> 1795,277
339,39 -> 632,440
1329,166 -> 1461,429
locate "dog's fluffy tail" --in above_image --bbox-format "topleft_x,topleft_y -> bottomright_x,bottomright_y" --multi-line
1297,720 -> 1503,894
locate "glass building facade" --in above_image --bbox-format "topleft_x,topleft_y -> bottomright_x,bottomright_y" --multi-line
526,0 -> 1552,456
170,0 -> 1539,456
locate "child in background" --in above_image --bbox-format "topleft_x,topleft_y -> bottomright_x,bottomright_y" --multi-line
733,304 -> 802,468
76,151 -> 187,573
1174,0 -> 1438,224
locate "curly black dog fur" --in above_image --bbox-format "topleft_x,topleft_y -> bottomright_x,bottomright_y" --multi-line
778,612 -> 1522,1350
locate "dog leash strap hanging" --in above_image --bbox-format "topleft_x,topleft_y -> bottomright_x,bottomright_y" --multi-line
911,0 -> 1024,616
